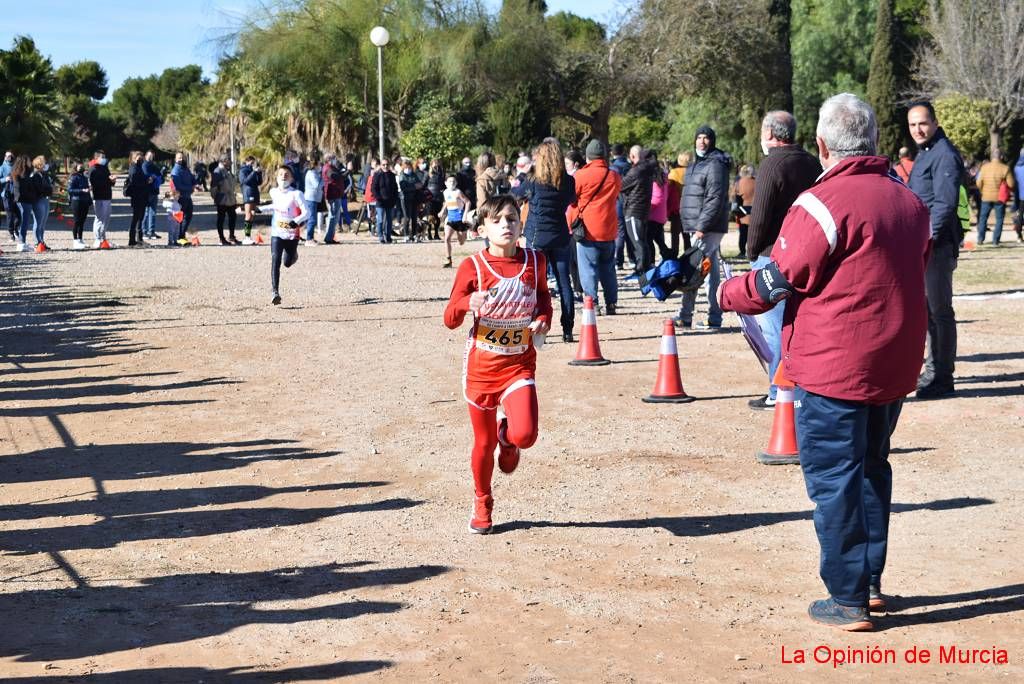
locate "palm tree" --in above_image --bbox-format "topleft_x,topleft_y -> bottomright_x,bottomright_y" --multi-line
0,36 -> 68,154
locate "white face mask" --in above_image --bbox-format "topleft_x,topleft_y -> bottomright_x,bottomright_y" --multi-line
277,179 -> 289,189
419,163 -> 427,171
446,181 -> 456,190
761,139 -> 771,156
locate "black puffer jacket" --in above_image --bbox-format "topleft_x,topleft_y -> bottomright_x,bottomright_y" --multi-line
620,157 -> 657,220
680,148 -> 731,234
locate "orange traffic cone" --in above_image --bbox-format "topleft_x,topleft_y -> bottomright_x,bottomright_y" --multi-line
254,231 -> 265,245
191,233 -> 201,247
568,295 -> 610,366
756,364 -> 800,465
642,319 -> 695,403
35,242 -> 49,253
99,239 -> 112,250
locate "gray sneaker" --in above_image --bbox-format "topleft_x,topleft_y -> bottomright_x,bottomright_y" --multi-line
808,598 -> 873,631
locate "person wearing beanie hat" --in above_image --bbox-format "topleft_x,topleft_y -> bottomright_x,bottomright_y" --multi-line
674,124 -> 732,330
585,139 -> 606,160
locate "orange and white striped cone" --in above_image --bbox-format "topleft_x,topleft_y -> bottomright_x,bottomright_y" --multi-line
99,239 -> 112,250
756,364 -> 800,465
569,295 -> 610,366
642,319 -> 695,403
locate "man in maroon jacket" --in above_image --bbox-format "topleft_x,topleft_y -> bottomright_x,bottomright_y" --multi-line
719,94 -> 931,632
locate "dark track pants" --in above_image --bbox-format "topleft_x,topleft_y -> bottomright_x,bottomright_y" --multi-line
795,388 -> 902,607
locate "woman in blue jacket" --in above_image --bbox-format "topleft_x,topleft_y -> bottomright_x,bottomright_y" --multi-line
67,163 -> 92,249
513,139 -> 577,342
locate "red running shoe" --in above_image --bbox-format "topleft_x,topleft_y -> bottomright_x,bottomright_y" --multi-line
469,494 -> 493,534
497,418 -> 520,474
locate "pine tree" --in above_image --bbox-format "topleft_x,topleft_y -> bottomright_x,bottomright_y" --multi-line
867,0 -> 902,159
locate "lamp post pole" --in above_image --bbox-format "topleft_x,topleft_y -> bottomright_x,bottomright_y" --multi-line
370,27 -> 390,162
376,45 -> 385,161
225,97 -> 237,172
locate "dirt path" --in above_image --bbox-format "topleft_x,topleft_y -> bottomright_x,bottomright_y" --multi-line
1,198 -> 1022,682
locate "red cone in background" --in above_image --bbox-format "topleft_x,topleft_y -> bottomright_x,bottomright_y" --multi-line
568,295 -> 610,366
642,319 -> 695,403
756,363 -> 800,465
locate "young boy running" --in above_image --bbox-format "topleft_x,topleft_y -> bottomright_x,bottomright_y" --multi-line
269,166 -> 308,305
439,174 -> 472,268
444,195 -> 552,534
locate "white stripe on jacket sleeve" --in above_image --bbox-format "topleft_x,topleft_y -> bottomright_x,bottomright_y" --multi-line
792,192 -> 838,254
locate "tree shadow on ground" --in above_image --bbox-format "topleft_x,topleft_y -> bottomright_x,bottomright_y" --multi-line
0,497 -> 422,555
956,370 -> 1024,384
3,660 -> 392,682
496,497 -> 994,536
0,438 -> 332,486
878,583 -> 1024,629
0,561 -> 448,662
0,481 -> 390,521
0,376 -> 239,403
0,259 -> 160,367
957,351 -> 1024,363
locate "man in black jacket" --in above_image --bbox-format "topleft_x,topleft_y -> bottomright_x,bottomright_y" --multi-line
87,151 -> 113,248
610,144 -> 635,269
620,145 -> 657,276
907,101 -> 963,399
675,125 -> 730,330
371,158 -> 399,244
745,111 -> 821,413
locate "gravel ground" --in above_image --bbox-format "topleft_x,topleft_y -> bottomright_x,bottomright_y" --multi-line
1,194 -> 1022,682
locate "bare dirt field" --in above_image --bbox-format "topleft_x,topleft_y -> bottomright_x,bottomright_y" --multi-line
1,195 -> 1022,683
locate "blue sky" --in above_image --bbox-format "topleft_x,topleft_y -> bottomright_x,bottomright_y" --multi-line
1,0 -> 620,99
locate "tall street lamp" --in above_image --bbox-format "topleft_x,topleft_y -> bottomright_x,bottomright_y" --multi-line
370,26 -> 390,162
225,97 -> 237,172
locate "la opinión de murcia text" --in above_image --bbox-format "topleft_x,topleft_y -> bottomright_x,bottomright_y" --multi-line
781,645 -> 1010,668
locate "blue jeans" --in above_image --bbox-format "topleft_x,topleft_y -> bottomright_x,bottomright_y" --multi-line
541,244 -> 575,334
677,232 -> 723,326
325,197 -> 343,241
19,198 -> 49,245
376,206 -> 393,243
340,196 -> 351,226
796,388 -> 902,606
143,194 -> 159,236
576,239 -> 617,307
752,255 -> 786,399
614,197 -> 634,267
304,199 -> 319,240
977,201 -> 1006,244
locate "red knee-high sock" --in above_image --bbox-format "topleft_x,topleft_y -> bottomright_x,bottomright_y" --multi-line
468,404 -> 498,497
502,384 -> 539,449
